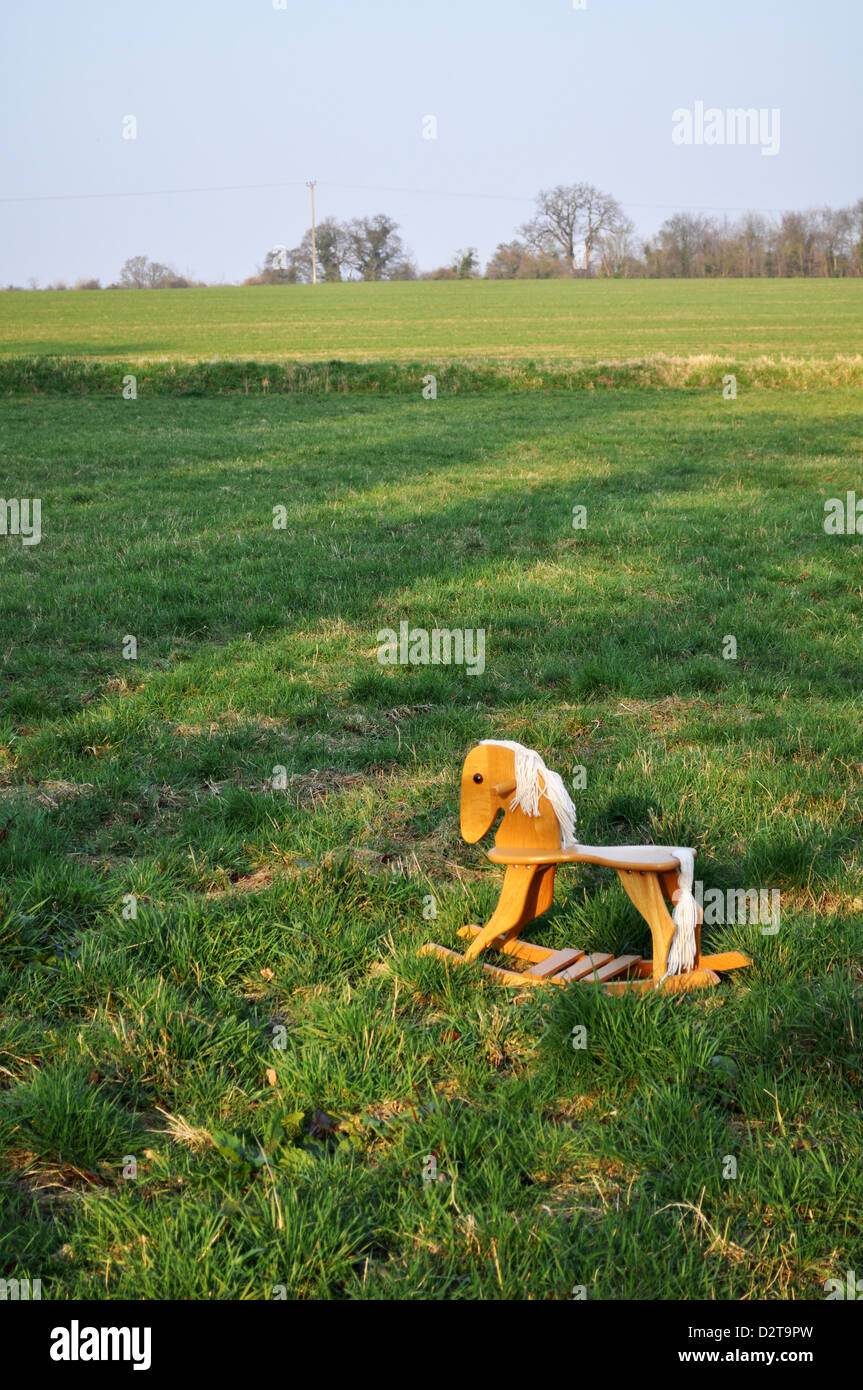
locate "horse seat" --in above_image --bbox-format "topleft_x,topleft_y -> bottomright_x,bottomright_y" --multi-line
487,844 -> 682,873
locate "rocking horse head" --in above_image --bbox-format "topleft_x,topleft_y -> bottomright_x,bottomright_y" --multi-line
459,740 -> 578,852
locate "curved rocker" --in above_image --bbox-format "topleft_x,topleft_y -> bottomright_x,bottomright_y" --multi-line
420,740 -> 751,992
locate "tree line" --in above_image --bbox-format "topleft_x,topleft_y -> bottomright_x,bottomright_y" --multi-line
7,184 -> 863,288
250,185 -> 863,282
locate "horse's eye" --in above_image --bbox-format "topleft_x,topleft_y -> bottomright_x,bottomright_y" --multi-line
473,773 -> 483,784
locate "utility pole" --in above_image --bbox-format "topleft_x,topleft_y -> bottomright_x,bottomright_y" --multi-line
306,180 -> 317,283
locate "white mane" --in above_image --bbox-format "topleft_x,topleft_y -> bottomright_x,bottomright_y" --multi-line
480,739 -> 578,850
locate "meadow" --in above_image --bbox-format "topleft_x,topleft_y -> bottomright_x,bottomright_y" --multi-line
1,277 -> 863,362
0,281 -> 861,1300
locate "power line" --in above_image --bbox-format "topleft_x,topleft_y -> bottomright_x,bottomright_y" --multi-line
322,183 -> 797,216
0,178 -> 311,204
0,176 -> 798,217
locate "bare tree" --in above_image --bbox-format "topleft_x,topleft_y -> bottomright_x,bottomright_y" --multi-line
816,206 -> 853,276
737,213 -> 769,278
119,255 -> 181,288
521,186 -> 581,269
598,215 -> 637,277
652,213 -> 714,277
521,183 -> 624,273
581,186 -> 625,272
345,214 -> 410,280
285,218 -> 352,282
119,256 -> 150,289
146,261 -> 177,288
773,212 -> 817,277
314,217 -> 352,281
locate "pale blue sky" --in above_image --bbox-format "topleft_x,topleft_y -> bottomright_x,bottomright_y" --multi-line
1,0 -> 860,284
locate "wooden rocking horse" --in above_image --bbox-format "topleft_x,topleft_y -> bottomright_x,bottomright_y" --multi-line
420,740 -> 751,992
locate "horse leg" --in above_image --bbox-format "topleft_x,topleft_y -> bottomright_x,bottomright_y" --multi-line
463,865 -> 555,961
617,869 -> 677,982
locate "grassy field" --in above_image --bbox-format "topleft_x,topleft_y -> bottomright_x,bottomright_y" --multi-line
1,359 -> 861,1298
2,278 -> 863,362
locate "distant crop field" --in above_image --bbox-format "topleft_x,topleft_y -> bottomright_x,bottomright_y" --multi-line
1,278 -> 862,363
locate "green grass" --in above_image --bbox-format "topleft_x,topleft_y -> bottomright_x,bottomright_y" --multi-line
2,278 -> 863,362
1,378 -> 860,1299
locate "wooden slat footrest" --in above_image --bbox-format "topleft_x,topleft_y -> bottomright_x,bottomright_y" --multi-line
445,933 -> 645,986
577,954 -> 642,983
556,952 -> 615,981
525,949 -> 587,979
